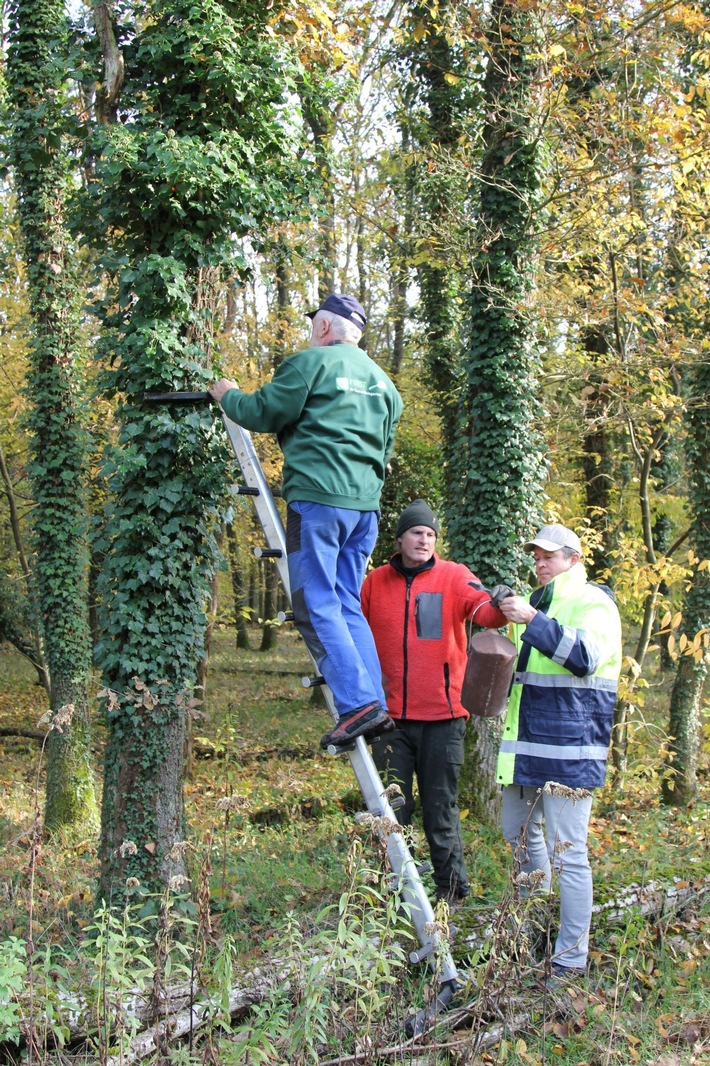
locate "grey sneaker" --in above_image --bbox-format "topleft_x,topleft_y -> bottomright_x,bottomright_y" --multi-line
541,963 -> 587,991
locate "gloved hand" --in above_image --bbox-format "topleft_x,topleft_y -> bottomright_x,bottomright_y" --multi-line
489,584 -> 515,607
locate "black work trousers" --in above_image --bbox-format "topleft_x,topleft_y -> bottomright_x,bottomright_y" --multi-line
371,716 -> 469,901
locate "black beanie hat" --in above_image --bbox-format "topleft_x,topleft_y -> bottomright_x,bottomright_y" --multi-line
395,499 -> 440,538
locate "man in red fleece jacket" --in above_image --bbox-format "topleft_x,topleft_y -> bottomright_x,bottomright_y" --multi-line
362,499 -> 509,904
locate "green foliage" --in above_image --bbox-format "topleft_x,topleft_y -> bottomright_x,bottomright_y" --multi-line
0,575 -> 42,673
0,937 -> 25,1043
373,428 -> 444,567
221,843 -> 417,1064
398,4 -> 479,439
81,0 -> 300,262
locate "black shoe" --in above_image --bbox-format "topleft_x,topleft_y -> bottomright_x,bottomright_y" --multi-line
435,884 -> 470,905
320,702 -> 394,750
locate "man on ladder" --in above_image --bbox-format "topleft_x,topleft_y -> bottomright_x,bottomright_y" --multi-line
209,293 -> 403,750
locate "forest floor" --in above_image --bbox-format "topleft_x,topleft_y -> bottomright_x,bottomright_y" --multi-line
0,623 -> 709,1064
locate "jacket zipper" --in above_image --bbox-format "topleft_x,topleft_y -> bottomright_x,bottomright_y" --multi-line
401,577 -> 412,719
443,662 -> 454,716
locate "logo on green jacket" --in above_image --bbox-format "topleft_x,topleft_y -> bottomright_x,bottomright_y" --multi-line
336,377 -> 388,396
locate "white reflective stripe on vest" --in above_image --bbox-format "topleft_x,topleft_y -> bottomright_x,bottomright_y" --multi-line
514,670 -> 618,691
551,624 -> 577,666
499,739 -> 610,760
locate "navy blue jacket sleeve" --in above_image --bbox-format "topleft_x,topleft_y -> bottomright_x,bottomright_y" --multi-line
520,610 -> 601,678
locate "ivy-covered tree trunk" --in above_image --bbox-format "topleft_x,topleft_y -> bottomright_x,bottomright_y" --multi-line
662,364 -> 710,806
453,1 -> 547,824
403,0 -> 471,465
88,0 -> 295,899
7,0 -> 98,831
302,102 -> 338,298
581,331 -> 615,582
449,2 -> 546,583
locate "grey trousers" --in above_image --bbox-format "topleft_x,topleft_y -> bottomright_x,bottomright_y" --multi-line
501,784 -> 594,970
371,717 -> 468,900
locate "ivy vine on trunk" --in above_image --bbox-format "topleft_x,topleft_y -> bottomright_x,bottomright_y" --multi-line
7,0 -> 98,832
84,0 -> 299,900
454,0 -> 548,824
451,0 -> 547,587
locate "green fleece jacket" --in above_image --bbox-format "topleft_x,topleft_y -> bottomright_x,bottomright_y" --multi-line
220,342 -> 402,511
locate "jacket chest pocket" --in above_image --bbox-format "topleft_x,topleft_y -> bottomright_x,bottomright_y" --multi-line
415,592 -> 443,640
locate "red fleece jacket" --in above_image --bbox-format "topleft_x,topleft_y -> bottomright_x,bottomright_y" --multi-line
361,554 -> 507,721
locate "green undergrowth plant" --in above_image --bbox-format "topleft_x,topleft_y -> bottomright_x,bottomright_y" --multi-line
0,891 -> 192,1061
0,835 -> 430,1064
0,938 -> 25,1045
216,837 -> 423,1064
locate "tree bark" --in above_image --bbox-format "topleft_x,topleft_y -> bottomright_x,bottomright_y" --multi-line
458,717 -> 503,824
92,0 -> 294,898
7,0 -> 98,831
92,1 -> 125,124
226,523 -> 251,650
259,562 -> 279,652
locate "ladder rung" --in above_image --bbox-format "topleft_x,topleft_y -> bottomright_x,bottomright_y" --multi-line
390,794 -> 406,811
237,486 -> 259,496
409,943 -> 435,964
302,675 -> 326,688
253,547 -> 282,559
327,740 -> 356,755
277,610 -> 294,622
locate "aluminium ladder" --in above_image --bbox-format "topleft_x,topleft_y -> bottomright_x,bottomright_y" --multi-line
146,392 -> 460,1020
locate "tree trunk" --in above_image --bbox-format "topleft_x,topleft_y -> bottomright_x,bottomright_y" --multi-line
7,0 -> 97,831
661,365 -> 710,805
452,1 -> 546,818
663,651 -> 704,806
459,717 -> 503,824
190,570 -> 220,776
581,331 -> 615,583
260,562 -> 278,652
302,103 -> 338,298
99,687 -> 189,897
226,523 -> 251,650
0,442 -> 50,690
91,0 -> 294,898
450,0 -> 546,587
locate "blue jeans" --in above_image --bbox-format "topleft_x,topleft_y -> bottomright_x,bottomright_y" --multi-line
501,784 -> 594,970
286,502 -> 386,716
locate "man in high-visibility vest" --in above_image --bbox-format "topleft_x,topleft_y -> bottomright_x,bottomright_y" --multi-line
495,524 -> 622,985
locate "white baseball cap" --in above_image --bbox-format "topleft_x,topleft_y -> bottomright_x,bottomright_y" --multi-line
524,524 -> 582,554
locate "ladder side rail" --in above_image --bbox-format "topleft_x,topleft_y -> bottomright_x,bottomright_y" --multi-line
222,415 -> 292,598
221,413 -> 457,985
348,738 -> 458,984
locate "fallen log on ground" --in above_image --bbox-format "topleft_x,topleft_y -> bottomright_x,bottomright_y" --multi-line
0,727 -> 45,741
